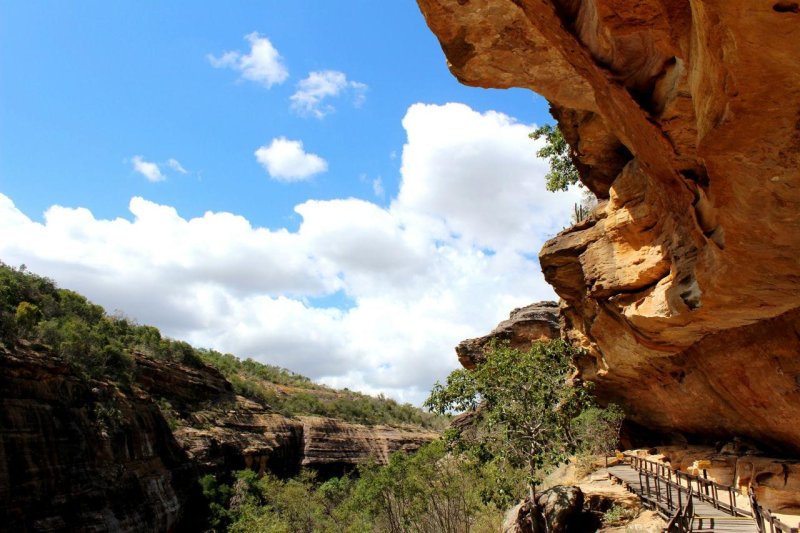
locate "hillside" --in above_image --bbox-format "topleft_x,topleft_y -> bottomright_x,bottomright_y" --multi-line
0,261 -> 445,430
0,262 -> 441,530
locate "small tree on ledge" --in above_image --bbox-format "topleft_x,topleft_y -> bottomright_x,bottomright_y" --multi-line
425,339 -> 591,503
529,124 -> 580,193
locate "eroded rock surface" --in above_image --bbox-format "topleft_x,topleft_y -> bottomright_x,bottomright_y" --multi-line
456,301 -> 560,369
134,355 -> 439,480
418,0 -> 800,453
0,343 -> 204,532
0,344 -> 438,531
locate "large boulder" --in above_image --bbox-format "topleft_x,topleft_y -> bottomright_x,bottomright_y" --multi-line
503,486 -> 585,533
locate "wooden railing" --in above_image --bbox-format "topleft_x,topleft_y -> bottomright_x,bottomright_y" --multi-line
614,453 -> 800,533
627,455 -> 752,517
754,501 -> 800,533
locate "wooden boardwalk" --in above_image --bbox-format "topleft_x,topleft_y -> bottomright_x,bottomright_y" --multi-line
607,462 -> 758,532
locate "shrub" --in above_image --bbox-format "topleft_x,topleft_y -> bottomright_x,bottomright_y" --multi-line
602,504 -> 638,526
529,124 -> 580,192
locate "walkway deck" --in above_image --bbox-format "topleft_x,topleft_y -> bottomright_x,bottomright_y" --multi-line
607,463 -> 758,532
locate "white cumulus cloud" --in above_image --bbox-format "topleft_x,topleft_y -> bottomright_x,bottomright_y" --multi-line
131,156 -> 165,182
0,103 -> 581,404
208,32 -> 288,88
290,70 -> 368,119
254,137 -> 328,182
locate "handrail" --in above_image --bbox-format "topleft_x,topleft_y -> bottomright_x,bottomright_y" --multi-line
619,453 -> 800,533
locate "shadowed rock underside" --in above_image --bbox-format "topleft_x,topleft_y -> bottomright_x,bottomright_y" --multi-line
417,0 -> 800,454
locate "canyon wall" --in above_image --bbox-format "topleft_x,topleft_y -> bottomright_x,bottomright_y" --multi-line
417,0 -> 800,454
0,344 -> 437,531
140,355 -> 438,480
0,344 -> 205,532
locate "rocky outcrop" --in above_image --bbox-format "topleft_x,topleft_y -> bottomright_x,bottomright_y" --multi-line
0,343 -> 204,532
417,0 -> 800,454
299,416 -> 438,477
133,355 -> 438,480
456,301 -> 560,369
171,405 -> 437,480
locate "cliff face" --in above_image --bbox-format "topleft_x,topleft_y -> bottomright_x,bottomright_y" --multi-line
144,355 -> 438,480
417,0 -> 800,453
0,344 -> 437,531
0,344 -> 204,532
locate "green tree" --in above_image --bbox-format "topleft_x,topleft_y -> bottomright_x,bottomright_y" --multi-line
14,301 -> 41,336
573,404 -> 625,467
529,124 -> 580,192
347,440 -> 495,533
425,340 -> 589,503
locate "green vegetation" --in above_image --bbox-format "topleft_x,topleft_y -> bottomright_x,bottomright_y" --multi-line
530,124 -> 598,224
0,261 -> 445,429
198,349 -> 446,428
573,403 -> 625,467
426,341 -> 622,501
529,124 -> 580,193
602,504 -> 638,527
200,440 -> 517,533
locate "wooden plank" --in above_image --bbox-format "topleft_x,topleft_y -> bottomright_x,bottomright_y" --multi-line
607,464 -> 759,532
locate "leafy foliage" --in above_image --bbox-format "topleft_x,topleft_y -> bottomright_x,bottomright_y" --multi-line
426,340 -> 604,498
602,504 -> 638,527
202,441 -> 513,533
573,403 -> 625,466
529,124 -> 580,193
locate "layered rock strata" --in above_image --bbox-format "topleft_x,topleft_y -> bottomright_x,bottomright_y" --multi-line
135,355 -> 439,480
417,0 -> 800,453
0,344 -> 437,531
456,301 -> 560,369
0,343 -> 204,532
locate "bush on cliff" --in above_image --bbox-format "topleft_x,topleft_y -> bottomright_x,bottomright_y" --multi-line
529,125 -> 580,193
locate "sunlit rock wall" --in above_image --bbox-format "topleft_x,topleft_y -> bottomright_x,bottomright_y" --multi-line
417,0 -> 800,454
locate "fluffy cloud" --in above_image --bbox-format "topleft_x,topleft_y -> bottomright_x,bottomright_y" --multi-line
131,156 -> 165,182
290,70 -> 367,118
0,103 -> 580,404
254,137 -> 328,181
208,32 -> 288,88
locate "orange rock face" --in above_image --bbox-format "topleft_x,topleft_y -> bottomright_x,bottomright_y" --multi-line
417,0 -> 800,453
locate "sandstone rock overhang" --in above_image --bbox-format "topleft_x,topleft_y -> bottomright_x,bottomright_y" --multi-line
418,0 -> 800,454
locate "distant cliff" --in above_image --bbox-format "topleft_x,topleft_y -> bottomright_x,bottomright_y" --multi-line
136,351 -> 438,481
0,341 -> 437,531
0,342 -> 204,531
418,0 -> 800,454
0,264 -> 438,531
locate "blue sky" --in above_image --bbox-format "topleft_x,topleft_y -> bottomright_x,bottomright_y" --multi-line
0,1 -> 579,404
